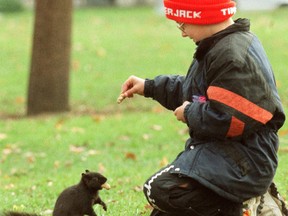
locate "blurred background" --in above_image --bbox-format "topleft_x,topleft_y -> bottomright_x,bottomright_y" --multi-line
0,0 -> 287,215
1,0 -> 288,12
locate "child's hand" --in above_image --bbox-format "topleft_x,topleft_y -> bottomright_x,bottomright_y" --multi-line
174,101 -> 190,123
117,75 -> 145,103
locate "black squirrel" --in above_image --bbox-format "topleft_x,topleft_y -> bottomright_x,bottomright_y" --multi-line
3,170 -> 110,216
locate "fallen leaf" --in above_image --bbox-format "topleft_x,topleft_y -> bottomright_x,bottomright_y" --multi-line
72,60 -> 80,71
152,125 -> 162,131
24,152 -> 36,163
2,144 -> 21,155
10,168 -> 28,177
152,105 -> 165,113
4,183 -> 15,190
144,204 -> 153,210
125,152 -> 137,160
140,204 -> 153,215
159,157 -> 169,167
106,199 -> 118,204
279,129 -> 288,137
41,209 -> 53,215
133,185 -> 143,192
69,145 -> 85,153
91,114 -> 105,122
119,135 -> 130,141
12,204 -> 25,211
15,97 -> 25,104
64,161 -> 73,168
3,148 -> 12,155
71,127 -> 85,134
142,134 -> 150,140
279,147 -> 288,153
98,163 -> 106,173
55,119 -> 65,130
0,133 -> 7,140
54,160 -> 60,168
88,149 -> 100,156
178,128 -> 189,135
117,190 -> 124,195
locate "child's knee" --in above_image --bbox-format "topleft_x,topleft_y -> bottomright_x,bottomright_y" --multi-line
143,177 -> 163,205
143,173 -> 174,211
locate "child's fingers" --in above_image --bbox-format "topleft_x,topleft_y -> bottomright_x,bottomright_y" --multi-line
117,93 -> 126,104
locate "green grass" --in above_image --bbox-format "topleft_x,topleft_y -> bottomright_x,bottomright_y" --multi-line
0,112 -> 185,215
0,6 -> 288,215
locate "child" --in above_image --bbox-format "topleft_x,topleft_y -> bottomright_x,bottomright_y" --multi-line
119,0 -> 286,215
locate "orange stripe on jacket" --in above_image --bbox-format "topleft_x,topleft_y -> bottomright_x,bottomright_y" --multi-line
207,86 -> 273,124
227,116 -> 245,137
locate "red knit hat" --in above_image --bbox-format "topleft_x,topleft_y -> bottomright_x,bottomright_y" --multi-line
163,0 -> 236,25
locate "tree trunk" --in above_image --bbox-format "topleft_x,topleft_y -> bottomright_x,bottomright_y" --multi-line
27,0 -> 72,115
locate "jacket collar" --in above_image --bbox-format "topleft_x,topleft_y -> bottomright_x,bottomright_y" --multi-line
194,18 -> 251,61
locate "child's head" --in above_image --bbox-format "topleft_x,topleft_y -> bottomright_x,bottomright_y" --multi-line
163,0 -> 236,25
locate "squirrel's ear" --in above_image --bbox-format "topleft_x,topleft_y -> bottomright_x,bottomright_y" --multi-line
82,172 -> 88,178
85,169 -> 90,173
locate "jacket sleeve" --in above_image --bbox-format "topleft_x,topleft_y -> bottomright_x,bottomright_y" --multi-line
184,42 -> 281,140
144,75 -> 185,111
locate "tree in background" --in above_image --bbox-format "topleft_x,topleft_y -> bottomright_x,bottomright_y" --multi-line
27,0 -> 72,115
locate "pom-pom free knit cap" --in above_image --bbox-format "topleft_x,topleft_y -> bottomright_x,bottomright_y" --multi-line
163,0 -> 236,25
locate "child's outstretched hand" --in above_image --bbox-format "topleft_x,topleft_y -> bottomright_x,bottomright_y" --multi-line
117,75 -> 145,104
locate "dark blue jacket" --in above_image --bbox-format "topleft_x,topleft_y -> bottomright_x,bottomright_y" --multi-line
144,19 -> 285,202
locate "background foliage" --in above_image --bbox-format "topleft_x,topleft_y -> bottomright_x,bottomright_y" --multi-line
0,0 -> 24,13
0,7 -> 287,215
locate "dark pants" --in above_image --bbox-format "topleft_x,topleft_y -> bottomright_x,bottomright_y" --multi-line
143,166 -> 242,216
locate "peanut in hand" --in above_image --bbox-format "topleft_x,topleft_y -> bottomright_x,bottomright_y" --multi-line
117,94 -> 126,104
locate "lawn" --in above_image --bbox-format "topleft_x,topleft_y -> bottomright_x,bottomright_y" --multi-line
0,6 -> 288,215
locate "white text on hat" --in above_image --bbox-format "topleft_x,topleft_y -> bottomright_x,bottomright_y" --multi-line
220,7 -> 237,16
165,7 -> 202,19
